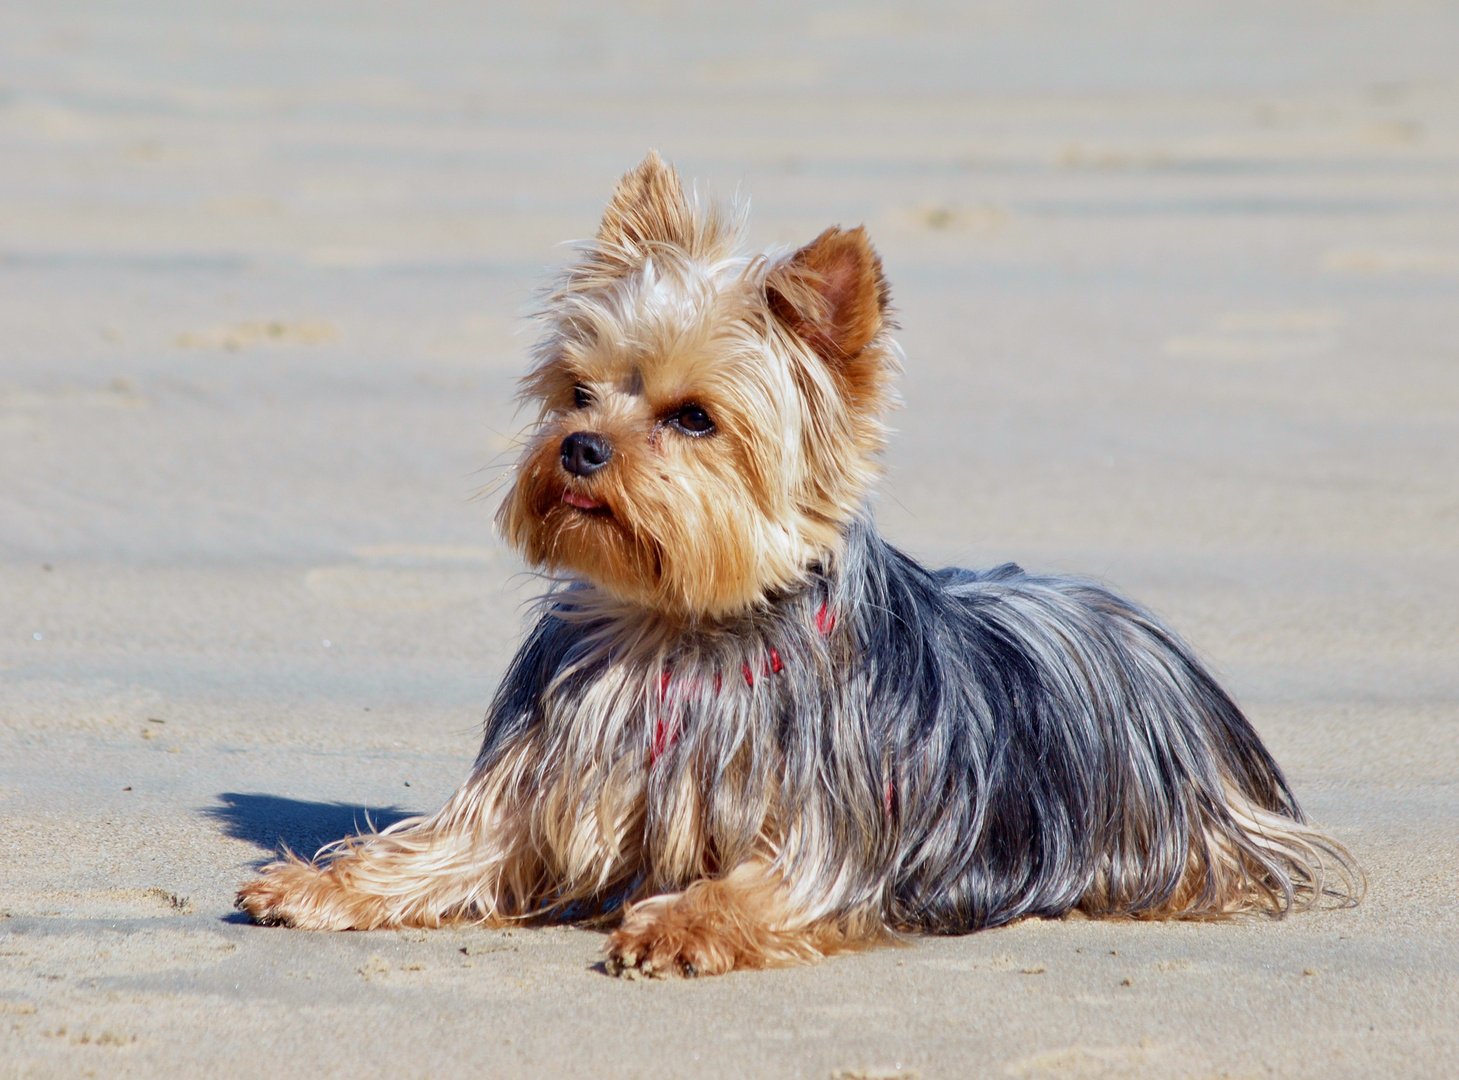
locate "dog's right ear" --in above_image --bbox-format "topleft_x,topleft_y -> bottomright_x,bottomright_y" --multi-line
597,151 -> 694,254
766,226 -> 891,379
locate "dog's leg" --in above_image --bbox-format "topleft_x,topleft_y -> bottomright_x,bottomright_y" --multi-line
234,821 -> 530,930
604,861 -> 881,978
236,762 -> 541,930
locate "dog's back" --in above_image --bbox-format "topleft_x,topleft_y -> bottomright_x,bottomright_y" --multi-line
844,525 -> 1361,929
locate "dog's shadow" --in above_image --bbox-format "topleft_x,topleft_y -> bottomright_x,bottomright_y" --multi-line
208,792 -> 417,864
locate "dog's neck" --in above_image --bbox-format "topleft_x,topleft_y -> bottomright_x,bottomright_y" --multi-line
528,513 -> 876,645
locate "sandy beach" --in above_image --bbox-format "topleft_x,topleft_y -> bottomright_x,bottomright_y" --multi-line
2,2 -> 1457,1077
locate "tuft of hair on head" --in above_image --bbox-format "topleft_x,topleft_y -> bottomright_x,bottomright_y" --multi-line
497,152 -> 901,624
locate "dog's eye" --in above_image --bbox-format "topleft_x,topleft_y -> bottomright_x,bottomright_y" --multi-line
572,384 -> 593,409
670,404 -> 715,437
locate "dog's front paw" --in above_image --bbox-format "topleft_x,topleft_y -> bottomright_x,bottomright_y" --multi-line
236,861 -> 318,927
236,860 -> 373,930
604,897 -> 734,979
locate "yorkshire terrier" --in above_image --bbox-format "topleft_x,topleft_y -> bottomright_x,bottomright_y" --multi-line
237,152 -> 1360,977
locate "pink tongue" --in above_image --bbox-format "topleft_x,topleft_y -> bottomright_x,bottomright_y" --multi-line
562,491 -> 603,510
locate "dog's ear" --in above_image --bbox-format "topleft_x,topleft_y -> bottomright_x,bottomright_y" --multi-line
766,226 -> 891,372
598,151 -> 693,253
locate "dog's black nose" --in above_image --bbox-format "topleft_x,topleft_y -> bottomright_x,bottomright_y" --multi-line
560,431 -> 612,477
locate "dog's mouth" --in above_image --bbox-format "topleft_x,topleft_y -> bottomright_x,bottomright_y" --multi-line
562,489 -> 610,515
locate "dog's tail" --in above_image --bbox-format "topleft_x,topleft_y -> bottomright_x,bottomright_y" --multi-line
1077,590 -> 1366,920
1211,780 -> 1364,915
1105,776 -> 1366,920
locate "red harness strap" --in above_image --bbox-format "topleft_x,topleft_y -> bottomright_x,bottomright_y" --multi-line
650,602 -> 834,765
647,599 -> 894,819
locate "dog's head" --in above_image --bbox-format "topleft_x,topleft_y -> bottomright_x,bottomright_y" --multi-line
497,152 -> 899,621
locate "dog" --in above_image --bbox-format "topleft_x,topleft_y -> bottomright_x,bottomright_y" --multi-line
237,152 -> 1360,977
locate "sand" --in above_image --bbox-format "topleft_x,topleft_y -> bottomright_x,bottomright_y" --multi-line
2,2 -> 1457,1077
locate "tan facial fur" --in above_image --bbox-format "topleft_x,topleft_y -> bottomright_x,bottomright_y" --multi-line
496,152 -> 900,622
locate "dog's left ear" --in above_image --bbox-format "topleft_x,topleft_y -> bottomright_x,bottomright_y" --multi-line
597,151 -> 693,254
766,226 -> 891,374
